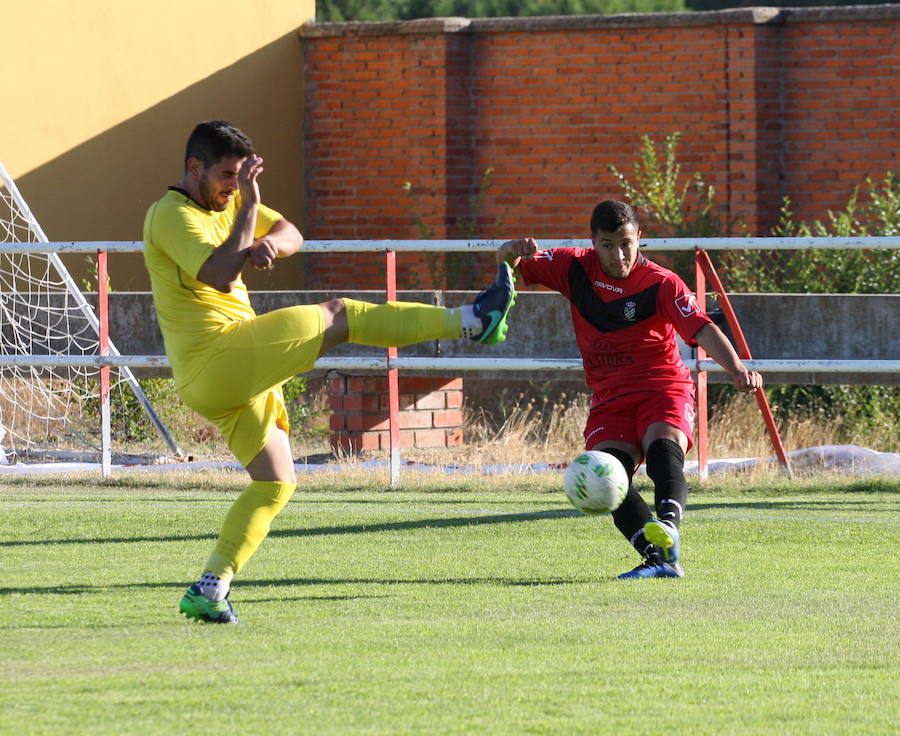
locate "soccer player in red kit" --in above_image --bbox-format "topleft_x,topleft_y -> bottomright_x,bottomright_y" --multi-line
496,200 -> 762,578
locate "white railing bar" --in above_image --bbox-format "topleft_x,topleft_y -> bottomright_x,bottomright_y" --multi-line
698,359 -> 900,373
2,236 -> 899,254
301,237 -> 900,252
2,355 -> 898,373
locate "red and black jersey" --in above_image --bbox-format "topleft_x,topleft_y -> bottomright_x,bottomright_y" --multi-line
519,247 -> 712,402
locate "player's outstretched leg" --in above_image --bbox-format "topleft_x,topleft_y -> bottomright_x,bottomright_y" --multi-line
599,447 -> 678,579
639,437 -> 688,577
179,480 -> 297,623
343,262 -> 517,349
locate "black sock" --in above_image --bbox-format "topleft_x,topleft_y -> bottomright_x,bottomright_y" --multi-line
646,438 -> 688,530
604,448 -> 655,559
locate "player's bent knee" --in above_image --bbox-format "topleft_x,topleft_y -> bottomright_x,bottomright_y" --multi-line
245,427 -> 297,484
319,297 -> 345,321
319,298 -> 349,349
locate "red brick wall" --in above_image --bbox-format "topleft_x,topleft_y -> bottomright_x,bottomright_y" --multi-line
301,7 -> 899,289
303,23 -> 464,289
780,15 -> 898,224
329,375 -> 464,451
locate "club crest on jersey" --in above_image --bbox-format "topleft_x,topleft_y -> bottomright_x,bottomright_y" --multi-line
535,249 -> 554,261
624,301 -> 637,321
675,294 -> 699,317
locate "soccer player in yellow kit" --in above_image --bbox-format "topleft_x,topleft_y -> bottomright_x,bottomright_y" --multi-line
144,121 -> 516,623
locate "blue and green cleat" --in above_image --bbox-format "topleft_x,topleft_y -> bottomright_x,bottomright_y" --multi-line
644,519 -> 681,566
617,559 -> 684,579
472,262 -> 516,345
179,584 -> 240,624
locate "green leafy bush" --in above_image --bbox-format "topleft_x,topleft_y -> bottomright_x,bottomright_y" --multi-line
724,173 -> 899,294
767,384 -> 900,444
281,375 -> 330,442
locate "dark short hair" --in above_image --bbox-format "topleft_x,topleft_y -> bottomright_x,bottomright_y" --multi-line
184,120 -> 254,168
590,200 -> 639,235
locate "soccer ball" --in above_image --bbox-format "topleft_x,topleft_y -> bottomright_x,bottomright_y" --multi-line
563,451 -> 629,515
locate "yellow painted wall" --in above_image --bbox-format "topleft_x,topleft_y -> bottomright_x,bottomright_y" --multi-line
1,0 -> 315,289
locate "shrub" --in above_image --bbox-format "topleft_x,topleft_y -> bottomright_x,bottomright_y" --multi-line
724,173 -> 899,294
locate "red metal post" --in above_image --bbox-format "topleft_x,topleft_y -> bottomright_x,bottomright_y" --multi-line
695,249 -> 793,477
694,249 -> 709,481
97,250 -> 111,475
98,249 -> 109,392
385,250 -> 400,487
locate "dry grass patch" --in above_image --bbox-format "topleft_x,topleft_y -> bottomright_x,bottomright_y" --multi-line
397,389 -> 893,470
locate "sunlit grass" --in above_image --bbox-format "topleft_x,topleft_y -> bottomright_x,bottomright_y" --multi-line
1,473 -> 897,734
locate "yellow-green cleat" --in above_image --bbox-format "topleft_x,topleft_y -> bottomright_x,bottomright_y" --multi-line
179,584 -> 240,624
472,262 -> 516,345
644,519 -> 681,565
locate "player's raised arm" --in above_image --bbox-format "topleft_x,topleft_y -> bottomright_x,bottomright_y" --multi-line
693,322 -> 763,394
496,237 -> 539,268
248,218 -> 303,271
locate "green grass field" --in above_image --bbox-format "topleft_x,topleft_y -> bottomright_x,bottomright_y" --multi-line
1,470 -> 898,735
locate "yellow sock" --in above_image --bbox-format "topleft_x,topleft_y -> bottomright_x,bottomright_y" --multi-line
204,480 -> 297,582
343,298 -> 462,346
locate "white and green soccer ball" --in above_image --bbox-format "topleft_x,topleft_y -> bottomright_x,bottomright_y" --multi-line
563,450 -> 629,515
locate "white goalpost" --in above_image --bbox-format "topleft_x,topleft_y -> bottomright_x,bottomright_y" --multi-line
0,160 -> 181,469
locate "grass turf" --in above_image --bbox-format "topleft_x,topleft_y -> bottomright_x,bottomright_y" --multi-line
1,471 -> 898,735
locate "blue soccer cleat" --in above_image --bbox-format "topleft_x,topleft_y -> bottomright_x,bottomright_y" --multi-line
644,519 -> 681,566
471,262 -> 516,345
179,584 -> 240,624
616,559 -> 684,579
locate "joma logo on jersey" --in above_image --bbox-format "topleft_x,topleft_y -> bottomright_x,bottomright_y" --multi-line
594,280 -> 624,294
675,294 -> 699,317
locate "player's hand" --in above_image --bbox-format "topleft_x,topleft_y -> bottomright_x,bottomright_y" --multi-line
733,368 -> 763,394
248,237 -> 277,270
238,154 -> 264,206
498,237 -> 539,268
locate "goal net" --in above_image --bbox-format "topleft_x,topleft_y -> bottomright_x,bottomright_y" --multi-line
0,160 -> 181,465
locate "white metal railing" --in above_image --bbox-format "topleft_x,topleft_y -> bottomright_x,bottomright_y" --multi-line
0,355 -> 897,374
7,237 -> 899,254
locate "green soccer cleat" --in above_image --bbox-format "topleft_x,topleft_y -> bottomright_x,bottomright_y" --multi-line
471,262 -> 516,345
179,584 -> 240,624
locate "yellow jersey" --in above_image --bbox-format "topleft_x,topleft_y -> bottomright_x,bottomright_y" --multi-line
143,187 -> 282,387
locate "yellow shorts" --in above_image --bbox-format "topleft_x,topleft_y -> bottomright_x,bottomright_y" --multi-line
177,305 -> 325,467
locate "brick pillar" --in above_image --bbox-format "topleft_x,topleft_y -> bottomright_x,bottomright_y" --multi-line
329,375 -> 464,452
724,12 -> 786,234
303,18 -> 474,290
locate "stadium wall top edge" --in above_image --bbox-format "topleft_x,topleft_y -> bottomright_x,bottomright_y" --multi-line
299,6 -> 900,38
